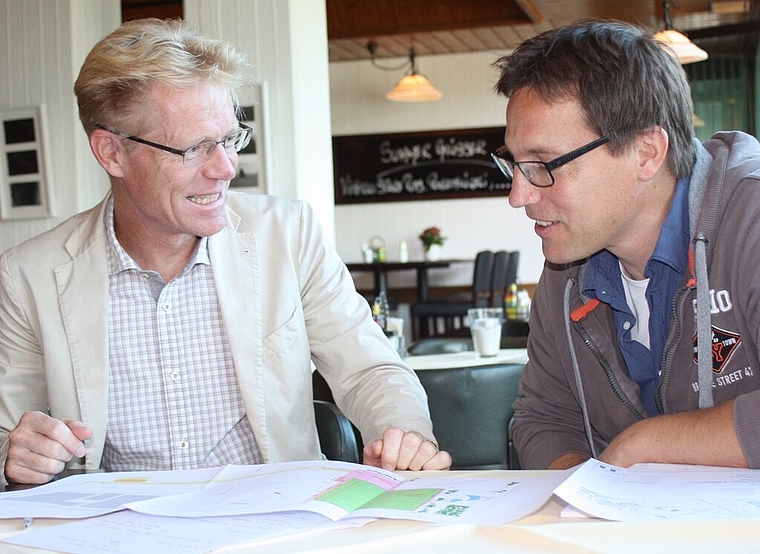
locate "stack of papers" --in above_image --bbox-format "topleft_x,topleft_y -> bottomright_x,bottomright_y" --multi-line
554,459 -> 760,521
0,460 -> 568,553
3,458 -> 760,553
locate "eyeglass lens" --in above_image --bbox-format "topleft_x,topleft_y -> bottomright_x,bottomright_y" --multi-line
184,126 -> 252,164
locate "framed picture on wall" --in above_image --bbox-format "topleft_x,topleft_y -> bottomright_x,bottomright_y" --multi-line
230,82 -> 269,194
0,106 -> 52,220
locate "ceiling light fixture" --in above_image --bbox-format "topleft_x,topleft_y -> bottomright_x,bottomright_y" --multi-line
653,0 -> 708,64
367,41 -> 443,103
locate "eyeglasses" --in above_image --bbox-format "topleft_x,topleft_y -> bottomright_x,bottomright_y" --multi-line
491,136 -> 610,190
95,122 -> 253,166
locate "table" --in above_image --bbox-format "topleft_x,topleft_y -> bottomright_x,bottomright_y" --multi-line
405,348 -> 528,370
2,469 -> 759,553
345,260 -> 455,301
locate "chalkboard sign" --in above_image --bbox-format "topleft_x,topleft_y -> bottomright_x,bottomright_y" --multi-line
332,127 -> 510,204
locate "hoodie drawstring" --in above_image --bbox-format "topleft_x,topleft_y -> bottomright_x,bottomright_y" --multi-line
694,233 -> 714,409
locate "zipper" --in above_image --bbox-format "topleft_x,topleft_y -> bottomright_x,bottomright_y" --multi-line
656,285 -> 690,414
573,319 -> 644,421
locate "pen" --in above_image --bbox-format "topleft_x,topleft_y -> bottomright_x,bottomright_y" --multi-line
24,517 -> 33,528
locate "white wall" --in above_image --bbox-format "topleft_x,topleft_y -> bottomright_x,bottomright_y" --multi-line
0,0 -> 117,252
329,51 -> 543,289
185,0 -> 336,240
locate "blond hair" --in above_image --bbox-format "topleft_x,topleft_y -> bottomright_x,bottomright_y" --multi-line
75,18 -> 249,135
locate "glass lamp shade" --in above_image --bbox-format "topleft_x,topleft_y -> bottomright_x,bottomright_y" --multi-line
653,29 -> 708,64
385,73 -> 443,102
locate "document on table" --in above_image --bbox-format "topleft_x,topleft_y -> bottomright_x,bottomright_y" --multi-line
126,460 -> 569,526
4,510 -> 371,554
0,466 -> 221,519
554,458 -> 760,521
0,460 -> 567,526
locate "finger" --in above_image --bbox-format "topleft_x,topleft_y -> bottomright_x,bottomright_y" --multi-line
378,428 -> 405,470
421,450 -> 453,471
405,439 -> 438,471
63,420 -> 93,448
13,412 -> 86,460
5,444 -> 65,484
362,439 -> 383,466
394,431 -> 429,470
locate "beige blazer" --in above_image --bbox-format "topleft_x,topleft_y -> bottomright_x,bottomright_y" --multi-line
0,192 -> 432,473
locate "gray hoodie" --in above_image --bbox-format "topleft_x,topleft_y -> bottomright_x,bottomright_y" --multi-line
513,131 -> 760,469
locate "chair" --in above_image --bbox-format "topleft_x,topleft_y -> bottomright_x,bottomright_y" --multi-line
505,250 -> 520,291
489,250 -> 509,307
312,370 -> 364,454
411,250 -> 495,339
490,250 -> 521,308
314,400 -> 361,463
414,362 -> 524,469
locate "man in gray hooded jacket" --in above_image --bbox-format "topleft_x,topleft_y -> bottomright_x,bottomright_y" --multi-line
492,20 -> 760,470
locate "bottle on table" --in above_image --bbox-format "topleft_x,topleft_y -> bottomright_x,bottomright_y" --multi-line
505,283 -> 519,320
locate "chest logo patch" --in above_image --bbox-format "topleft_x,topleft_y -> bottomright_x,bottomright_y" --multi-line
692,326 -> 742,373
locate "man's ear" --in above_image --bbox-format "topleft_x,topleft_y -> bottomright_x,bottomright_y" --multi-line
89,129 -> 125,178
636,126 -> 669,182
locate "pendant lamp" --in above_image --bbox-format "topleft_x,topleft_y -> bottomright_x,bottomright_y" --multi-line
653,0 -> 708,64
368,42 -> 443,103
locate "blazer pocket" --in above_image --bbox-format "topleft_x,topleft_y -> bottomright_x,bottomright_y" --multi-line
262,307 -> 309,361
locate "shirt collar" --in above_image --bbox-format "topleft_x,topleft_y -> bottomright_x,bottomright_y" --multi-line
104,195 -> 210,278
583,176 -> 690,298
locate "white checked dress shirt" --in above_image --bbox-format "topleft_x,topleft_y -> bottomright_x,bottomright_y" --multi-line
101,199 -> 263,470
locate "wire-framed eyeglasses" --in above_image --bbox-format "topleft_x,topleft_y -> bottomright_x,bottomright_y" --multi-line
491,135 -> 610,190
95,122 -> 253,166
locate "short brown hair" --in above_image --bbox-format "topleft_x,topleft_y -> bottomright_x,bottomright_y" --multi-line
493,19 -> 696,179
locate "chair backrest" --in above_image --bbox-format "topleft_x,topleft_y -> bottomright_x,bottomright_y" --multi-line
314,400 -> 361,463
414,362 -> 524,469
505,250 -> 520,290
471,250 -> 495,307
490,250 -> 509,307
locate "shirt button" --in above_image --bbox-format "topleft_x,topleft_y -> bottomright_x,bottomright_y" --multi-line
141,273 -> 149,280
179,440 -> 189,450
163,302 -> 172,311
171,371 -> 180,382
623,321 -> 631,331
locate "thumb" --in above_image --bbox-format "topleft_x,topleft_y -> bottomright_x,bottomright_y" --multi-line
65,420 -> 93,442
362,439 -> 383,465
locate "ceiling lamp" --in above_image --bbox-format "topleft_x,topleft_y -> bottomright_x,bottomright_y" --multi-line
653,0 -> 708,64
367,42 -> 443,103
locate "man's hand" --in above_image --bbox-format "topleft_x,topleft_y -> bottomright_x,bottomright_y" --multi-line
5,411 -> 92,484
362,427 -> 452,470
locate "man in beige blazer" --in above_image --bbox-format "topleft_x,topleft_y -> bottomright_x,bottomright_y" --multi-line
0,19 -> 449,485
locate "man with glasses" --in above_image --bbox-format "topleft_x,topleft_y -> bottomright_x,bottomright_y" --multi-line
0,18 -> 450,485
493,20 -> 760,470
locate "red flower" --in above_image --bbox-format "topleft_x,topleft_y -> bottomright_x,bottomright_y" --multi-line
419,227 -> 447,249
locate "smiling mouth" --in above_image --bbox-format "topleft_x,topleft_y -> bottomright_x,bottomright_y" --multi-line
187,193 -> 220,205
535,219 -> 555,227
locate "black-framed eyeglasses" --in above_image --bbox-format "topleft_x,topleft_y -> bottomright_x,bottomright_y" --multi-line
95,122 -> 253,166
491,136 -> 610,190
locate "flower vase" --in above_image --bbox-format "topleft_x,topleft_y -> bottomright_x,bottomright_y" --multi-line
425,244 -> 442,261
